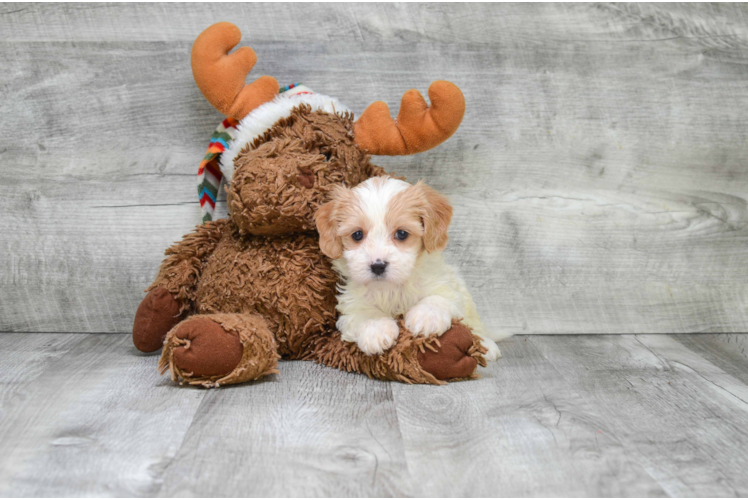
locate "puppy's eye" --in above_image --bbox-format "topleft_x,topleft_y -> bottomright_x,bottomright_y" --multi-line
351,230 -> 364,241
323,151 -> 332,161
395,230 -> 409,241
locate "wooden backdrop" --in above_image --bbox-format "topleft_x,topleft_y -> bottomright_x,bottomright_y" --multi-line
2,3 -> 748,336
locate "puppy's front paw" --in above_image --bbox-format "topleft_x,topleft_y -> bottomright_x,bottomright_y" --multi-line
481,339 -> 502,361
405,303 -> 452,337
357,317 -> 400,356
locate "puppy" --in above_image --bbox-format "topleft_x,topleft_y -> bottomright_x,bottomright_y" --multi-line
315,176 -> 503,360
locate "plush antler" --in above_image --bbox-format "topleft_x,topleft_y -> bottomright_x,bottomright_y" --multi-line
353,81 -> 465,156
191,22 -> 278,120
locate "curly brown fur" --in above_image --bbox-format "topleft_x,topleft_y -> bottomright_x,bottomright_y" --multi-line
147,219 -> 228,312
306,330 -> 443,385
228,106 -> 380,236
192,220 -> 338,357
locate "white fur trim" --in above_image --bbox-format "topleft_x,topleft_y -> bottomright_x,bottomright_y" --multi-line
220,92 -> 350,181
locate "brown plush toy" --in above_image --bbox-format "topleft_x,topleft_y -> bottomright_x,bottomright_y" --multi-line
132,22 -> 486,387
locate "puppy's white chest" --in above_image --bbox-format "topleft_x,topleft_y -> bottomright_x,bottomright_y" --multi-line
365,285 -> 421,318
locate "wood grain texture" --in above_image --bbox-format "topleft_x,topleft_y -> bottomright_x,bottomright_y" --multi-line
0,334 -> 207,497
3,4 -> 748,45
530,334 -> 748,497
2,3 -> 748,335
391,337 -> 665,497
3,333 -> 748,496
673,333 -> 748,386
159,362 -> 409,497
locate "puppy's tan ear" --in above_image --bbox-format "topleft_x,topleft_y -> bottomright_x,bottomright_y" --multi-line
315,201 -> 342,259
418,182 -> 453,253
315,186 -> 349,259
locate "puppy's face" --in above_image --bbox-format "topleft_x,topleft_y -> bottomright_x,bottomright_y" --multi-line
316,177 -> 453,285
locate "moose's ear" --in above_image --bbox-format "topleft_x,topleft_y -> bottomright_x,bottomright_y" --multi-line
417,182 -> 453,253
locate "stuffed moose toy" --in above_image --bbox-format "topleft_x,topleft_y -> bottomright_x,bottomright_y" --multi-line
132,22 -> 487,387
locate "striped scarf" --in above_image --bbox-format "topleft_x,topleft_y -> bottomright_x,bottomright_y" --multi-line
197,118 -> 240,223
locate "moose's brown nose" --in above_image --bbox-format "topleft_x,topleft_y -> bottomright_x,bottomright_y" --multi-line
297,169 -> 315,189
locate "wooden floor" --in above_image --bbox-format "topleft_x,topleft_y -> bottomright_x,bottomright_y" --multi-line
1,333 -> 747,497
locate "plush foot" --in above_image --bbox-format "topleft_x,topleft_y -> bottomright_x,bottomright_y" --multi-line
171,317 -> 244,377
417,323 -> 486,380
132,287 -> 184,352
159,313 -> 280,387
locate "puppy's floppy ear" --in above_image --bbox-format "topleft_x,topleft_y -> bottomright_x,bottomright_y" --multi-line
315,201 -> 343,259
417,181 -> 453,253
315,185 -> 348,259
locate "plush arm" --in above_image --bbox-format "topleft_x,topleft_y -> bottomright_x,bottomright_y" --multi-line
147,219 -> 228,312
134,220 -> 228,353
305,321 -> 486,384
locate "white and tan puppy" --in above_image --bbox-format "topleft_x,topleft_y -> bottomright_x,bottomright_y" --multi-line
315,176 -> 503,360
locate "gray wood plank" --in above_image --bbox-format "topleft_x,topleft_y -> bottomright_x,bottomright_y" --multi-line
2,4 -> 747,45
0,334 -> 207,497
2,333 -> 748,496
157,361 -> 410,497
680,333 -> 748,361
391,336 -> 666,497
672,333 -> 748,392
0,334 -> 84,413
529,334 -> 748,497
2,3 -> 748,335
637,334 -> 748,412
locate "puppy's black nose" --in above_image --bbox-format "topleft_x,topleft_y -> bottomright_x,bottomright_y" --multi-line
370,261 -> 388,276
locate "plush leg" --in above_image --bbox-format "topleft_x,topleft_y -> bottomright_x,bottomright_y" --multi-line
305,320 -> 487,385
159,313 -> 280,388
